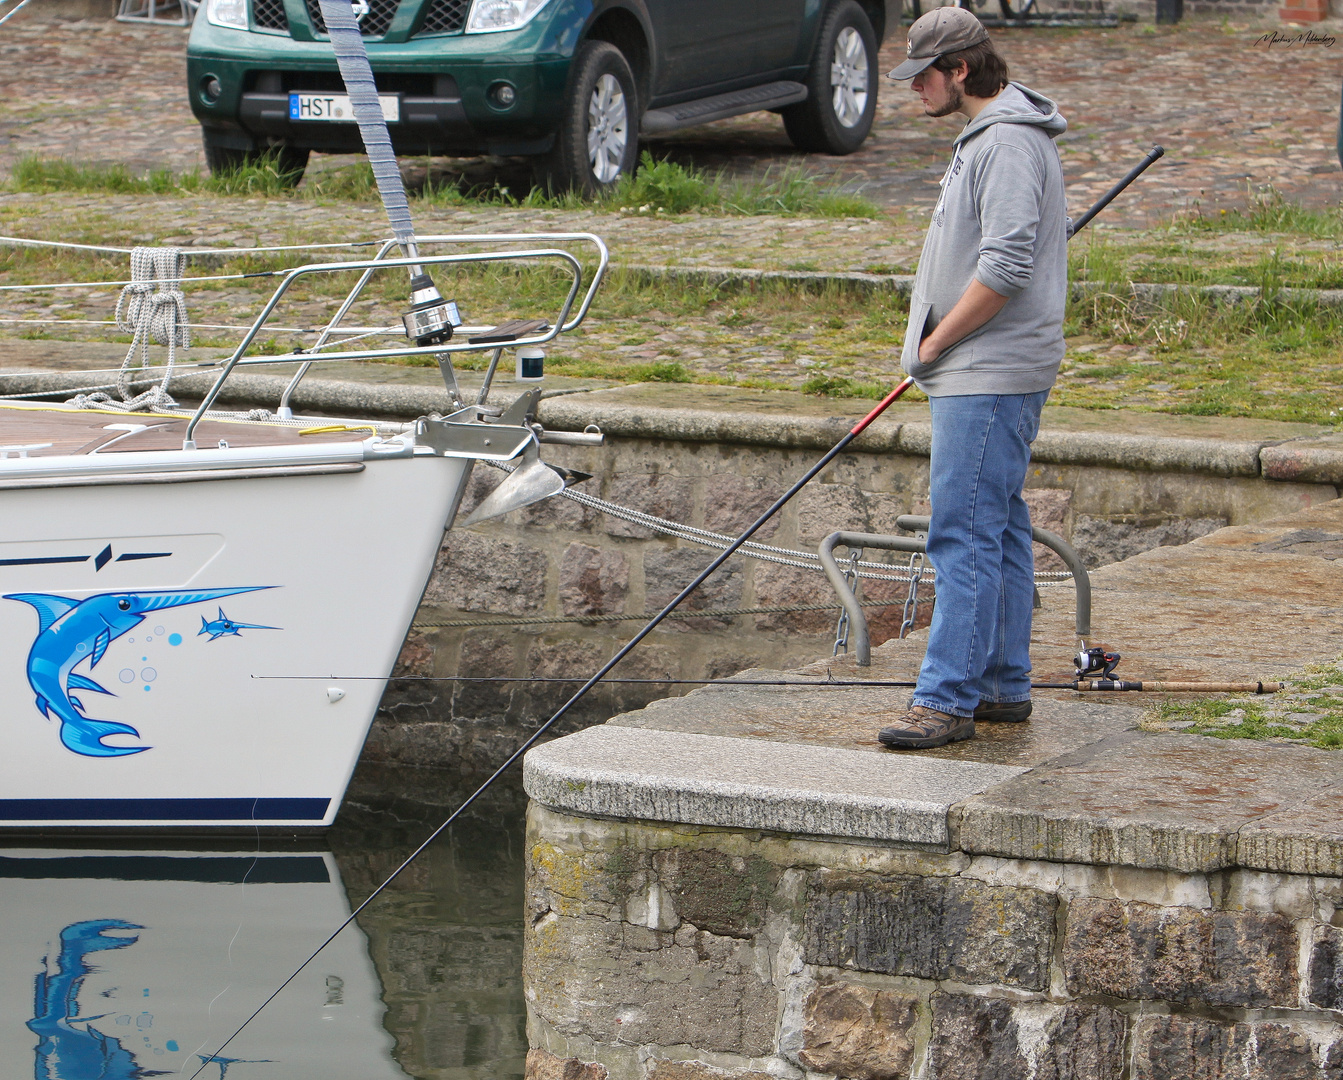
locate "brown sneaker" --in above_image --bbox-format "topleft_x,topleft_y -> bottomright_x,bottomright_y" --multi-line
878,706 -> 975,750
973,699 -> 1032,723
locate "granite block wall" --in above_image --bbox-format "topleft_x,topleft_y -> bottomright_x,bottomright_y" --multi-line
522,804 -> 1343,1080
367,433 -> 1328,774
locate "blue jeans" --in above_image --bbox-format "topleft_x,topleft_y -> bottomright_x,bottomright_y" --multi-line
911,391 -> 1049,718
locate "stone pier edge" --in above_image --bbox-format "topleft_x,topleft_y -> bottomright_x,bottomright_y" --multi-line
5,370 -> 1339,485
522,725 -> 1343,878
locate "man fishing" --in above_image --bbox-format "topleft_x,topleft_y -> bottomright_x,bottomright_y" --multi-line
877,8 -> 1070,749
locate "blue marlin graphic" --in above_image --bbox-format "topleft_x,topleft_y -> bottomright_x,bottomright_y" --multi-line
5,587 -> 272,758
29,918 -> 168,1080
198,607 -> 280,641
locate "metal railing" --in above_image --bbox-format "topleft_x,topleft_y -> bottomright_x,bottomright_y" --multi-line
183,232 -> 609,448
819,514 -> 1092,666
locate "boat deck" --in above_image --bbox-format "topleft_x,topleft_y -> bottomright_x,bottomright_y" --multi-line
0,402 -> 379,456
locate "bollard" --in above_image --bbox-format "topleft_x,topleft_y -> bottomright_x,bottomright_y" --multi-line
1156,0 -> 1183,23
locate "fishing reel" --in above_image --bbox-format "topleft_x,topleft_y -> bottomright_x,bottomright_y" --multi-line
1075,645 -> 1121,680
402,273 -> 463,346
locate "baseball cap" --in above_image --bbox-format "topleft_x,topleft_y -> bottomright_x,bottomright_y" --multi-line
887,7 -> 990,81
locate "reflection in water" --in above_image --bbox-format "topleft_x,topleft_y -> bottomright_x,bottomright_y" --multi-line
30,918 -> 152,1080
3,762 -> 528,1080
334,762 -> 529,1080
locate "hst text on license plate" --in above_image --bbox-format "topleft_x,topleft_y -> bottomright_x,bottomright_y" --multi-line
288,93 -> 399,122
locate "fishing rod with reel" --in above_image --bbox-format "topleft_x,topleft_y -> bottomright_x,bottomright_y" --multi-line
190,131 -> 1173,1077
261,671 -> 1286,694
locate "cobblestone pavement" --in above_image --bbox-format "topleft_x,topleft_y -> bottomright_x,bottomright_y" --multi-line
0,7 -> 1340,228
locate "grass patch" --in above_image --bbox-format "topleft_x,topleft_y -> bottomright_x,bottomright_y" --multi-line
800,372 -> 887,399
11,156 -> 200,195
1,183 -> 1337,414
1147,658 -> 1343,749
1173,186 -> 1343,241
1056,269 -> 1343,424
8,151 -> 881,219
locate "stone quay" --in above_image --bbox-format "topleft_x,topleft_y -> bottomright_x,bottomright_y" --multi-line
520,496 -> 1343,1080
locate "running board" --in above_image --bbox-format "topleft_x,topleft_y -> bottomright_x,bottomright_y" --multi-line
640,81 -> 808,136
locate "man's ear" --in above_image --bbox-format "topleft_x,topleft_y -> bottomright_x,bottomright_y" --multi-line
950,60 -> 970,86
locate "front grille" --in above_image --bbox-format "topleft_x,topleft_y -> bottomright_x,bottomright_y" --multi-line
251,0 -> 289,30
415,0 -> 467,34
306,0 -> 399,36
246,70 -> 439,94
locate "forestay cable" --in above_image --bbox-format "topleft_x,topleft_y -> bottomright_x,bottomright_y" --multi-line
317,0 -> 419,260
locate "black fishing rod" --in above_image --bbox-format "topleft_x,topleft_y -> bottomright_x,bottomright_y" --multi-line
1070,145 -> 1164,234
258,673 -> 1284,693
192,146 -> 1169,1077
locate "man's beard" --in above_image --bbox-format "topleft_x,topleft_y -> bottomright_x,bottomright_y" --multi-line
927,81 -> 964,118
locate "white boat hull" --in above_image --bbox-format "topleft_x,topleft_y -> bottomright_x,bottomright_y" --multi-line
0,446 -> 468,828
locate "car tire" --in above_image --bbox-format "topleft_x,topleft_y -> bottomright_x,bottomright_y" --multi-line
540,41 -> 639,197
782,0 -> 878,155
202,130 -> 309,186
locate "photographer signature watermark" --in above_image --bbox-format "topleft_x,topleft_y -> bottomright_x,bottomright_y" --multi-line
1254,29 -> 1336,47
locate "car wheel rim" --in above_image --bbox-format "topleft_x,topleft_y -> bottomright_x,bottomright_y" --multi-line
587,73 -> 629,185
829,26 -> 869,128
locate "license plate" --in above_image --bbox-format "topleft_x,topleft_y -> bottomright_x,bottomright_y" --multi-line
288,92 -> 399,123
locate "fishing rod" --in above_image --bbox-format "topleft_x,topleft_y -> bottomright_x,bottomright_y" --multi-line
1070,145 -> 1165,234
192,146 -> 1170,1076
257,673 -> 1285,693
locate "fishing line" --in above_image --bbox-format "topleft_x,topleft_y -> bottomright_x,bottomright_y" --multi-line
250,674 -> 1285,693
192,147 -> 1171,1075
188,377 -> 919,1078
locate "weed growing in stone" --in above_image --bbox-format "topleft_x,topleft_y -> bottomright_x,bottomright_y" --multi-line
1147,658 -> 1343,748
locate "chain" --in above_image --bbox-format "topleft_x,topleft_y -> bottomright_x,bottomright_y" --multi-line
899,547 -> 927,640
832,546 -> 863,656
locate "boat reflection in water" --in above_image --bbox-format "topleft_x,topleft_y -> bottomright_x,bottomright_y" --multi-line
1,847 -> 407,1079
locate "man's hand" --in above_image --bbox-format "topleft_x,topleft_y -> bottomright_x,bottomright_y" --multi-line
917,279 -> 1009,365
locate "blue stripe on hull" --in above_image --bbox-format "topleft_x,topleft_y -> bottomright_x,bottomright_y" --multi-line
0,798 -> 331,821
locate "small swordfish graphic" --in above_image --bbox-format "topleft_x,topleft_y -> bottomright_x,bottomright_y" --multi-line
4,587 -> 273,758
199,606 -> 280,641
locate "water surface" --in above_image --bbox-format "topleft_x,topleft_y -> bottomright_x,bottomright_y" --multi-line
0,761 -> 527,1080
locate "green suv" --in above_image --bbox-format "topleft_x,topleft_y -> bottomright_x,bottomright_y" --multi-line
187,0 -> 898,192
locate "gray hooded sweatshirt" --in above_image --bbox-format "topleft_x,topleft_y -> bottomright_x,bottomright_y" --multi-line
901,82 -> 1069,396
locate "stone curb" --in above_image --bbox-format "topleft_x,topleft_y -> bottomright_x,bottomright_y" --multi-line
7,369 -> 1343,483
900,422 -> 1267,479
526,726 -> 1343,876
539,395 -> 903,453
1260,440 -> 1343,485
621,264 -> 915,296
543,395 -> 1336,481
523,725 -> 1024,848
623,265 -> 1343,309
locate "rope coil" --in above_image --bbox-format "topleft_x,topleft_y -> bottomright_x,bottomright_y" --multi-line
69,247 -> 190,413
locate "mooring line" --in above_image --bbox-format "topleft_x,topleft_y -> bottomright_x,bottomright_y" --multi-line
410,597 -> 924,629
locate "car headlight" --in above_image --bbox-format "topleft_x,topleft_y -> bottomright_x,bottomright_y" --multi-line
205,0 -> 248,28
465,0 -> 552,33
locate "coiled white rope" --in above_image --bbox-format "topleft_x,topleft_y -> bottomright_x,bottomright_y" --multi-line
68,248 -> 190,412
